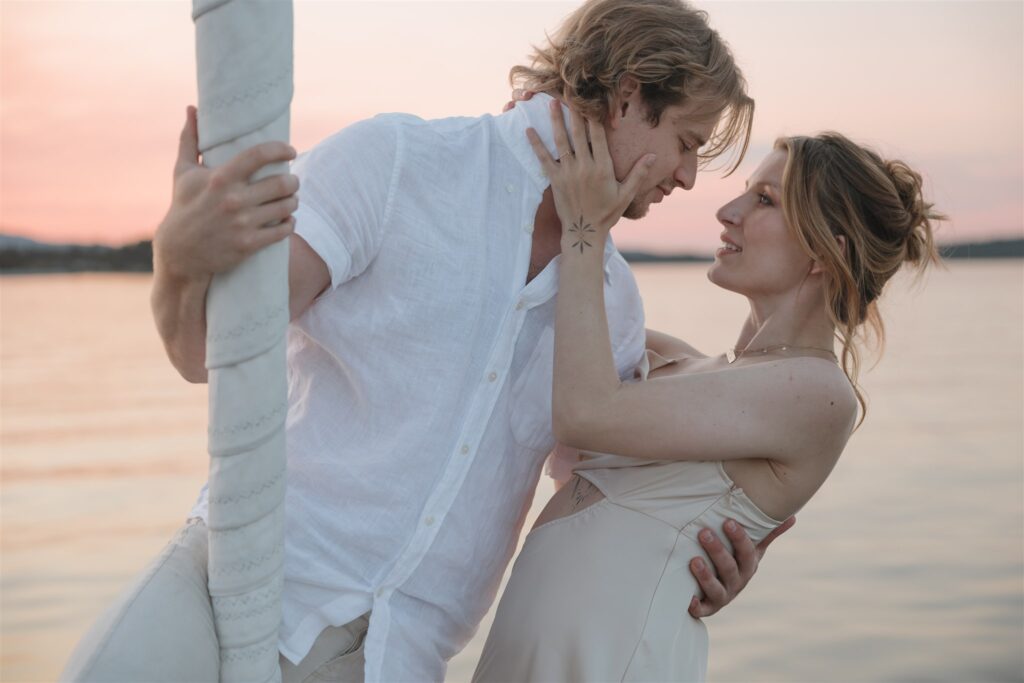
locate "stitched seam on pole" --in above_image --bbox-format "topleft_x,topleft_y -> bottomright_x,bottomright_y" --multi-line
208,401 -> 288,437
209,545 -> 285,577
209,415 -> 288,458
205,68 -> 291,114
208,468 -> 286,505
207,304 -> 287,345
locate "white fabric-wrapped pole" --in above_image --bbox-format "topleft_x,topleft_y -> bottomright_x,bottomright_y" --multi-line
191,1 -> 293,681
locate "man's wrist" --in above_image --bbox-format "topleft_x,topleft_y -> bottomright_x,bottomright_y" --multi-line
153,249 -> 211,293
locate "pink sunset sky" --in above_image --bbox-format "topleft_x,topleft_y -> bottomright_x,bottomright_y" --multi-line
1,0 -> 1021,254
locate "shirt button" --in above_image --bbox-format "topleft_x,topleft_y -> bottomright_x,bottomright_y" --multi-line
515,301 -> 524,310
460,444 -> 470,455
488,372 -> 497,382
523,223 -> 534,234
376,588 -> 385,598
425,516 -> 435,526
506,184 -> 514,194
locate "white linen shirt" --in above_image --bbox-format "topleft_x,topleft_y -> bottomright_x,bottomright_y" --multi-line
189,93 -> 646,681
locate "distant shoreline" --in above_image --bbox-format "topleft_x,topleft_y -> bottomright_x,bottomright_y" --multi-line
0,234 -> 1021,273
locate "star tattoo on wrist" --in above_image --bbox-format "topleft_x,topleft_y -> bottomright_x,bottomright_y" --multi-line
569,215 -> 596,253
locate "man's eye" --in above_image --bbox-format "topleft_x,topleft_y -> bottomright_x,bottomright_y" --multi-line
680,139 -> 694,153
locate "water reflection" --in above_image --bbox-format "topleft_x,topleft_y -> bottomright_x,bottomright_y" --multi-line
2,265 -> 1021,682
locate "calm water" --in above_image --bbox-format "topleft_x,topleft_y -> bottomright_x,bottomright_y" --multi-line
2,263 -> 1022,682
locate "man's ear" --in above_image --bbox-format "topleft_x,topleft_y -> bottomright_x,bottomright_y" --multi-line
609,75 -> 640,129
809,234 -> 846,275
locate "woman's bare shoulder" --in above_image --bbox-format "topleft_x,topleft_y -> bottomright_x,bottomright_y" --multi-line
761,357 -> 859,453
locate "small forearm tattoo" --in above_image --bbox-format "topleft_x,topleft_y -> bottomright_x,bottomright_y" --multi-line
569,215 -> 596,254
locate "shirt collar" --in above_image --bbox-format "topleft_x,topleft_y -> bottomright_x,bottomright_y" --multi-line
495,92 -> 617,285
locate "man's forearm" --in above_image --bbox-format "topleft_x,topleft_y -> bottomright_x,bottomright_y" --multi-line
151,262 -> 212,383
146,106 -> 300,385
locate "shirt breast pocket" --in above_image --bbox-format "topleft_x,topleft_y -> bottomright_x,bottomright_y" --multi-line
508,326 -> 556,452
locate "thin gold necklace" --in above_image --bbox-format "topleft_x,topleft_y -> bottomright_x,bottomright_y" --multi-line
726,344 -> 838,364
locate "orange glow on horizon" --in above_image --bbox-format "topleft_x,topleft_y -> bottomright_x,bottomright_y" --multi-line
2,0 -> 1021,252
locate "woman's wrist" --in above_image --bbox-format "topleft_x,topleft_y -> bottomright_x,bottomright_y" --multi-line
560,229 -> 608,257
559,212 -> 611,254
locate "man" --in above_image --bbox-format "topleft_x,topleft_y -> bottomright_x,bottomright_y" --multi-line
63,1 -> 788,680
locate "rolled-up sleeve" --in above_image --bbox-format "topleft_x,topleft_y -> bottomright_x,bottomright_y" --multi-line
292,115 -> 402,290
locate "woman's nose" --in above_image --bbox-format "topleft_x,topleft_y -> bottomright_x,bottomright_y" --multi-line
716,198 -> 741,226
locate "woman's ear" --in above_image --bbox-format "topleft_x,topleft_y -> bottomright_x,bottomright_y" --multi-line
809,234 -> 846,275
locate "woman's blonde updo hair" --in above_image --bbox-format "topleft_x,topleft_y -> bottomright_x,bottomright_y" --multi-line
776,132 -> 945,421
510,0 -> 754,173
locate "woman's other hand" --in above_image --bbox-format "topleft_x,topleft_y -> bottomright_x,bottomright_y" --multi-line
501,88 -> 535,113
526,99 -> 655,245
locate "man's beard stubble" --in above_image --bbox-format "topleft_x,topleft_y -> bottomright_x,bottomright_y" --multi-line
622,198 -> 650,220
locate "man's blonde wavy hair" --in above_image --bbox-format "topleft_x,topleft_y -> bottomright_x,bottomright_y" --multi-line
510,0 -> 754,173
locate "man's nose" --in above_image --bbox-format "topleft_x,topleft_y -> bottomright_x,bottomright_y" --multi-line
674,154 -> 698,191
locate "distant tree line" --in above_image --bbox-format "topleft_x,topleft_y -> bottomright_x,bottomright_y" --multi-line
938,239 -> 1024,259
0,237 -> 1020,274
0,240 -> 153,273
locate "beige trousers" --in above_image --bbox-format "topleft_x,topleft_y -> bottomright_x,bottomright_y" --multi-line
60,518 -> 369,683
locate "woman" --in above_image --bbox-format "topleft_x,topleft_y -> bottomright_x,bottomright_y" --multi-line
473,101 -> 942,682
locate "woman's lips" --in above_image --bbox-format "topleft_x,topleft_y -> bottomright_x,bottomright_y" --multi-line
716,235 -> 742,257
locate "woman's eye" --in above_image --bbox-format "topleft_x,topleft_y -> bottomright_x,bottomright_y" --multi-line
680,139 -> 694,153
758,193 -> 773,206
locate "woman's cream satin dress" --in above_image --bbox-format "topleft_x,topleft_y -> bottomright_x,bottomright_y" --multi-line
473,352 -> 784,683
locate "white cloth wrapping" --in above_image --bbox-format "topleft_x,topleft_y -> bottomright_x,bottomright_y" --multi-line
191,0 -> 293,681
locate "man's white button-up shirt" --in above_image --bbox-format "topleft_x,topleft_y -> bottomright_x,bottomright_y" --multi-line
190,94 -> 646,681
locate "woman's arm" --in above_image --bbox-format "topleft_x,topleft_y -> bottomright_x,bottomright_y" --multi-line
645,328 -> 706,360
528,103 -> 855,464
557,357 -> 854,463
526,100 -> 653,449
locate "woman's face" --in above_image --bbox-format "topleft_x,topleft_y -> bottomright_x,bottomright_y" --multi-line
707,149 -> 816,299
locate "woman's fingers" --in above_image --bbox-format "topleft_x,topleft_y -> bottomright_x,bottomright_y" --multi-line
502,89 -> 537,113
526,128 -> 557,176
588,118 -> 612,167
529,101 -> 646,228
569,108 -> 590,160
620,153 -> 656,200
549,99 -> 574,161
